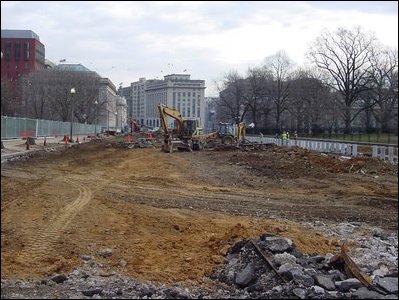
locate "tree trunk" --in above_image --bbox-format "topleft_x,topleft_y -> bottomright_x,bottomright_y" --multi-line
344,108 -> 352,134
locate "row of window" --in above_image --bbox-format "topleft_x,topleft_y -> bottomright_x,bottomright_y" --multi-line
173,91 -> 198,97
3,41 -> 30,61
147,119 -> 160,127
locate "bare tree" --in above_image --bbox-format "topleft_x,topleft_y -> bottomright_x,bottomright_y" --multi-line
307,26 -> 376,133
367,47 -> 398,133
263,50 -> 293,132
289,68 -> 331,135
20,71 -> 54,119
1,79 -> 19,116
216,71 -> 249,124
19,70 -> 105,123
243,67 -> 270,129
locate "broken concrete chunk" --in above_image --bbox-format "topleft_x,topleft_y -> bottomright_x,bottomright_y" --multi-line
50,274 -> 68,284
260,237 -> 293,252
273,252 -> 297,267
372,266 -> 389,277
374,276 -> 398,294
314,275 -> 335,291
311,285 -> 325,294
278,263 -> 314,286
292,288 -> 307,299
335,278 -> 362,292
235,263 -> 256,287
97,248 -> 113,257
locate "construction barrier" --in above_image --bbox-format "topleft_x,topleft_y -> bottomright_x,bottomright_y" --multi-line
247,136 -> 357,157
372,145 -> 398,164
247,136 -> 398,164
1,116 -> 105,139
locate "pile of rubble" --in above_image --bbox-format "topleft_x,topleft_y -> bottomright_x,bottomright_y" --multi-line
1,229 -> 397,299
211,142 -> 274,152
212,233 -> 398,299
108,138 -> 157,149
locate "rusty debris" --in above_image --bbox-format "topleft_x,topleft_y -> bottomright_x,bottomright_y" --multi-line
329,242 -> 389,294
250,239 -> 290,283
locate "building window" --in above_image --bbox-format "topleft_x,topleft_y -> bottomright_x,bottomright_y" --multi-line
5,41 -> 11,61
182,92 -> 185,97
193,91 -> 196,96
188,92 -> 191,97
24,42 -> 30,60
14,42 -> 21,61
197,107 -> 200,117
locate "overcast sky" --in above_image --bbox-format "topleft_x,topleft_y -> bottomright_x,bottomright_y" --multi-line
2,1 -> 398,96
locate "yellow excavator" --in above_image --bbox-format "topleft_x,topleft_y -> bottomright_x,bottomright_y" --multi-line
157,103 -> 204,153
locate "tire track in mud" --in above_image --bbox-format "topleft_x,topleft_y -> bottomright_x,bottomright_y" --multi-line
15,179 -> 92,264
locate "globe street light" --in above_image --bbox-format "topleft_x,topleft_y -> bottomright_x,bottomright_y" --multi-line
94,100 -> 98,136
70,88 -> 76,142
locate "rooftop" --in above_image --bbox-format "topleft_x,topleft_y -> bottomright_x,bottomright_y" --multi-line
1,29 -> 41,41
52,63 -> 93,72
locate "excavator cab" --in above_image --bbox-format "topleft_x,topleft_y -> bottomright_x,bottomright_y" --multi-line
181,120 -> 199,139
218,123 -> 235,136
217,123 -> 236,144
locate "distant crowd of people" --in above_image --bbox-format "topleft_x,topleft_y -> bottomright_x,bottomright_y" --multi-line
273,131 -> 298,140
259,131 -> 298,140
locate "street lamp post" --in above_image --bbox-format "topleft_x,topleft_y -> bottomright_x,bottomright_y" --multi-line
70,88 -> 76,142
94,100 -> 98,136
115,112 -> 118,132
107,109 -> 110,136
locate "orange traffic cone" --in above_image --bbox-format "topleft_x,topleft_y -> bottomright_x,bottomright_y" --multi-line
76,136 -> 80,143
83,136 -> 86,141
26,140 -> 30,150
90,133 -> 94,140
43,137 -> 47,146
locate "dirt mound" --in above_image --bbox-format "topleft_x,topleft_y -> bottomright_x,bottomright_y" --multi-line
223,145 -> 397,179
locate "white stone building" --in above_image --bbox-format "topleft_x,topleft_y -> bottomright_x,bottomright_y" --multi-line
120,74 -> 206,129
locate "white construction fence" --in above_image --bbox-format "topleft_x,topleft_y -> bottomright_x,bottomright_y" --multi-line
246,136 -> 398,164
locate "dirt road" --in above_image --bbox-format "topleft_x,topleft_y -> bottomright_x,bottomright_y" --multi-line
1,141 -> 397,284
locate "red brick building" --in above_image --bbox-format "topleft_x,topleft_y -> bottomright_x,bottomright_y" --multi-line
1,29 -> 45,81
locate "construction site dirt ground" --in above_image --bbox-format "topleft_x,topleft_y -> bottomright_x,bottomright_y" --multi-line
1,140 -> 398,286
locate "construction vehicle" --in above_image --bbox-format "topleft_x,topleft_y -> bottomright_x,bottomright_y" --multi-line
203,122 -> 246,146
157,103 -> 204,153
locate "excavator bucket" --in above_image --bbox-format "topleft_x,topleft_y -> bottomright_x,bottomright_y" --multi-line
161,138 -> 192,153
